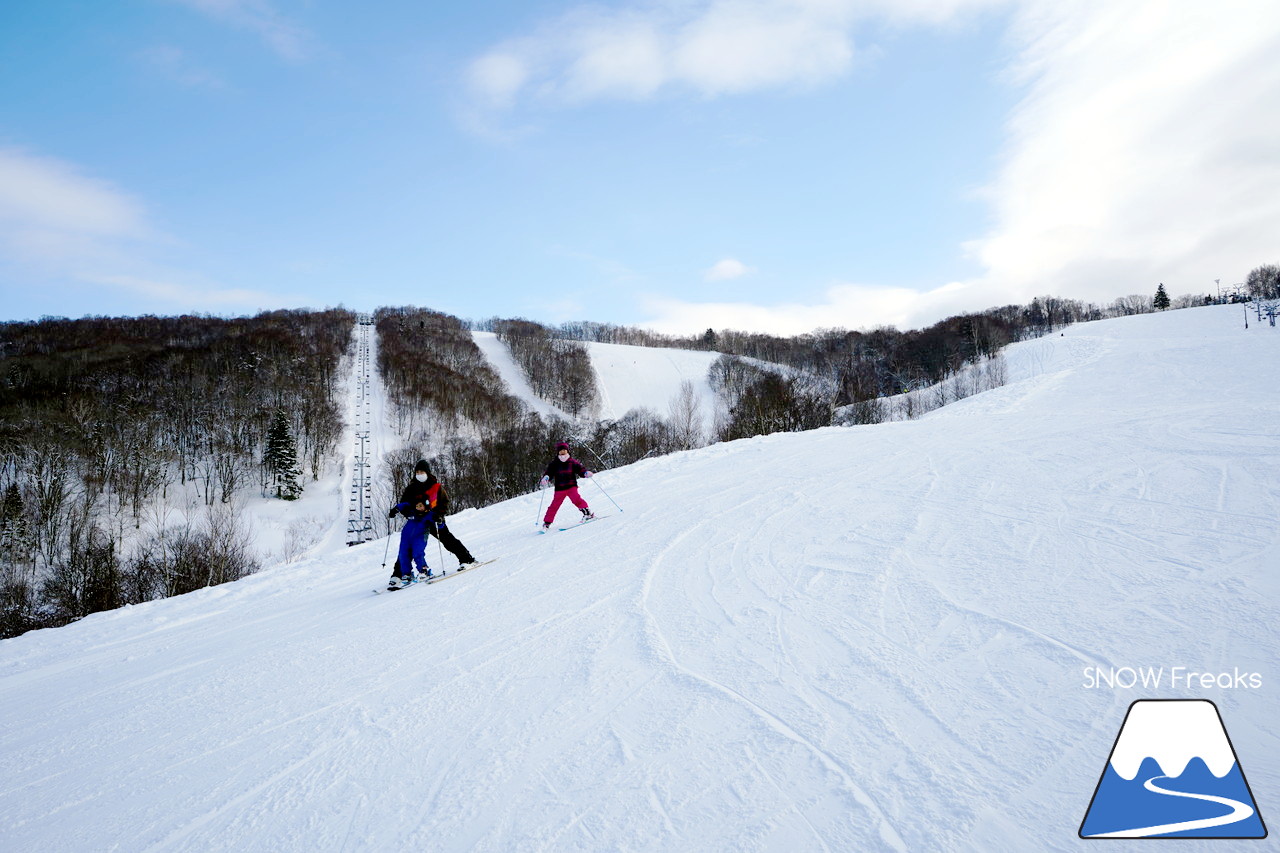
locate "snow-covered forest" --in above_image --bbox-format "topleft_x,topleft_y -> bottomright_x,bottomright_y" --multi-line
0,310 -> 354,634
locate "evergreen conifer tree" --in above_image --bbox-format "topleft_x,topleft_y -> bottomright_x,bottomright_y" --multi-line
1154,282 -> 1171,310
1,483 -> 25,542
265,412 -> 303,500
0,482 -> 29,569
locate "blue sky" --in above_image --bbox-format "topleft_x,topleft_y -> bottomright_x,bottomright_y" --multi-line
2,1 -> 1278,334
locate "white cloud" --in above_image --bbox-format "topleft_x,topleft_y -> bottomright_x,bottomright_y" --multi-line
459,1 -> 1014,141
466,53 -> 532,110
966,0 -> 1280,305
643,280 -> 970,335
465,0 -> 895,110
0,147 -> 298,313
704,258 -> 753,281
670,1 -> 858,96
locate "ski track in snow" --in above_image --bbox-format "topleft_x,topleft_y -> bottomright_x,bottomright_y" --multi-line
638,500 -> 910,851
0,306 -> 1277,852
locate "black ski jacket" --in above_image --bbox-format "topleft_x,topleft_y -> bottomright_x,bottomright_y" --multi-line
544,457 -> 588,491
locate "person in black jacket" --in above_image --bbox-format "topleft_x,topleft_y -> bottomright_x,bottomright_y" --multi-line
539,442 -> 594,530
387,459 -> 478,588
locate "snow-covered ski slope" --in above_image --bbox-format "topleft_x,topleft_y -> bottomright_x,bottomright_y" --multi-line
2,305 -> 1277,852
473,330 -> 721,433
580,340 -> 720,431
472,331 -> 572,421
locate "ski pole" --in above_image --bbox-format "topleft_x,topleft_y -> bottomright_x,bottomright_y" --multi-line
573,441 -> 620,510
435,521 -> 447,571
535,484 -> 547,527
588,476 -> 623,513
577,441 -> 610,470
381,519 -> 395,568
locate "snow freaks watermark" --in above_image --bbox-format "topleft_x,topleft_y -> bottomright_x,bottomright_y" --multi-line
1079,700 -> 1268,839
1082,666 -> 1263,690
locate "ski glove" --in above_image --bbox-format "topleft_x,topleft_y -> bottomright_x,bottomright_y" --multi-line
539,475 -> 550,488
583,471 -> 593,478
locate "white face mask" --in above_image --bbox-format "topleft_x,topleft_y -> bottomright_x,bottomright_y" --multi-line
558,452 -> 569,460
415,472 -> 428,482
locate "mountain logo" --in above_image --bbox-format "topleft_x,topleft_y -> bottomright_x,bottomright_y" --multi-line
1080,699 -> 1267,839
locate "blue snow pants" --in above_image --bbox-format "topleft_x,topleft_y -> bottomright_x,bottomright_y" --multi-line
397,516 -> 429,575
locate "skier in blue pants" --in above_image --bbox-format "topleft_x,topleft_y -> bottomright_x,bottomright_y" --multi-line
381,458 -> 437,584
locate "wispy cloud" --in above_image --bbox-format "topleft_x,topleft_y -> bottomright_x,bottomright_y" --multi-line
548,246 -> 646,285
704,258 -> 753,282
464,1 -> 880,114
86,273 -> 294,308
139,45 -> 226,89
169,0 -> 313,61
0,147 -> 151,251
0,147 -> 298,314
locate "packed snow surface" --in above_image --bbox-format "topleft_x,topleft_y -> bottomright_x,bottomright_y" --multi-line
2,305 -> 1277,851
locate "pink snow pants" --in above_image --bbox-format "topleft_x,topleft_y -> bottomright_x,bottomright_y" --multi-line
544,486 -> 589,524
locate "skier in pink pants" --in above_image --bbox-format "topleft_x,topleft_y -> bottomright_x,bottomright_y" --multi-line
540,442 -> 595,529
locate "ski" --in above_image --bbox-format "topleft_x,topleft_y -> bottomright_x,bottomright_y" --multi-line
373,558 -> 499,594
425,557 -> 498,584
371,573 -> 436,595
557,514 -> 609,532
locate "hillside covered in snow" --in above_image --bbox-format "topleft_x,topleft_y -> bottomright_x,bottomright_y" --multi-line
1,305 -> 1276,851
473,330 -> 724,436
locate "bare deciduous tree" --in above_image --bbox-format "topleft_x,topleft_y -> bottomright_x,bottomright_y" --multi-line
668,380 -> 705,451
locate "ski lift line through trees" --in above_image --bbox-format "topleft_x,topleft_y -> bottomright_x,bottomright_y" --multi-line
347,317 -> 377,545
